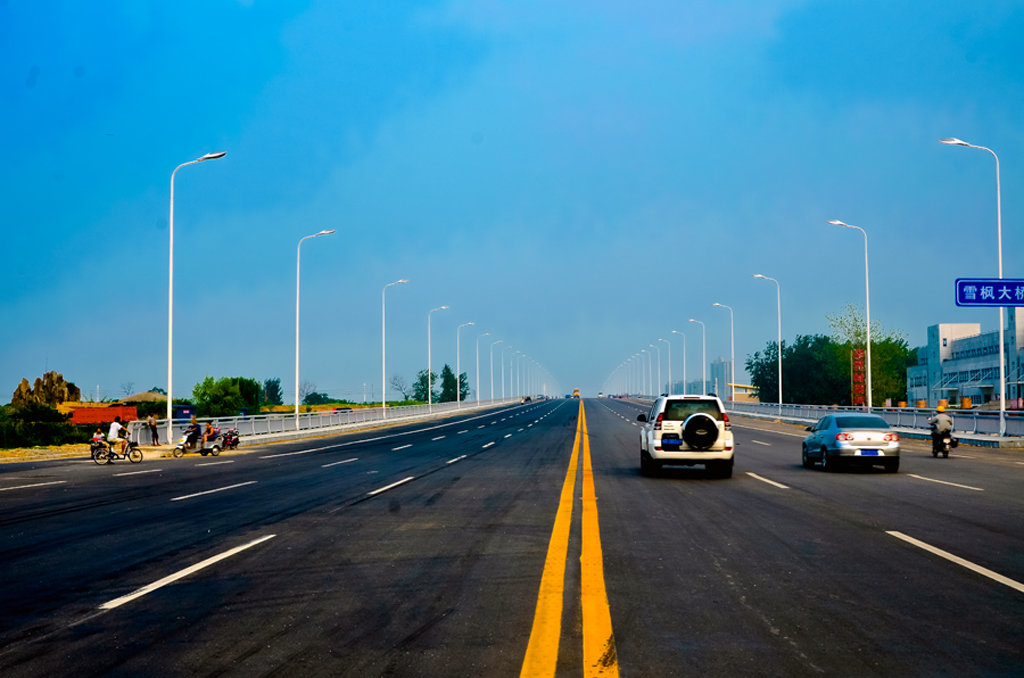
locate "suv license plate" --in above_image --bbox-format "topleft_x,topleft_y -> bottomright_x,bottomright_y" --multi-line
661,438 -> 682,445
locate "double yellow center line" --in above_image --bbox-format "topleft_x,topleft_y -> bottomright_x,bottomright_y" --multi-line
520,400 -> 619,677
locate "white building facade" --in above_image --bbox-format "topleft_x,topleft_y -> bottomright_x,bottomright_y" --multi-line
907,308 -> 1024,408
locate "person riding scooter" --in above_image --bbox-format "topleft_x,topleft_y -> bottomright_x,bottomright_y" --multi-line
183,419 -> 202,450
928,405 -> 954,453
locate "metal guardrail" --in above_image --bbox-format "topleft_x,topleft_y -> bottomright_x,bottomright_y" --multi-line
725,401 -> 1024,436
127,397 -> 521,444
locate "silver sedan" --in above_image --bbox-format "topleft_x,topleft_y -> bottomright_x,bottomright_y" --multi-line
802,413 -> 900,473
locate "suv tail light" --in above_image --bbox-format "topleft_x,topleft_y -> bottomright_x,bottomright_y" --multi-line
836,432 -> 854,441
884,433 -> 899,442
654,412 -> 663,430
722,412 -> 731,430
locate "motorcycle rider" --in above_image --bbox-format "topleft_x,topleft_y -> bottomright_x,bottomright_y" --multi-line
928,405 -> 954,453
107,416 -> 127,455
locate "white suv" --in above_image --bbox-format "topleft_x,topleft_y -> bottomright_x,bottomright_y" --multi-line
637,395 -> 735,478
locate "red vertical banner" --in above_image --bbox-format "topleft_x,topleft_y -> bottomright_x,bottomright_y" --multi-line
852,349 -> 866,406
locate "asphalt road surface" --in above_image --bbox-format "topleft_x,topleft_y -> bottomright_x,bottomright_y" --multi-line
1,398 -> 1021,677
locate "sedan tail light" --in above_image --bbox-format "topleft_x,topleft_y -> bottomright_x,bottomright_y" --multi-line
836,432 -> 854,441
884,433 -> 899,442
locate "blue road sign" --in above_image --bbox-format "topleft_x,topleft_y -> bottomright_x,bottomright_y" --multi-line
955,278 -> 1024,307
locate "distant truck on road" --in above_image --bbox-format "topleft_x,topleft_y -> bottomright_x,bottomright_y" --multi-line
572,388 -> 580,398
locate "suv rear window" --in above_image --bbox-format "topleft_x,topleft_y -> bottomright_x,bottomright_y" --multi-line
834,415 -> 890,429
663,400 -> 723,421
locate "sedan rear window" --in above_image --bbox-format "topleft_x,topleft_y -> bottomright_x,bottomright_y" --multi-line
834,415 -> 890,429
663,400 -> 723,421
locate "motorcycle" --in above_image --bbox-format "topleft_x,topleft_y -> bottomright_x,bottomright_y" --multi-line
930,427 -> 957,458
173,426 -> 223,458
222,427 -> 240,450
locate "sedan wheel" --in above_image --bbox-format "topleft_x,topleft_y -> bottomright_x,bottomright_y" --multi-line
821,447 -> 834,472
802,444 -> 814,469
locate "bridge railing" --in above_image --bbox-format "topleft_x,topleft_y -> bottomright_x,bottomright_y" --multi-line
725,401 -> 1024,436
127,397 -> 521,445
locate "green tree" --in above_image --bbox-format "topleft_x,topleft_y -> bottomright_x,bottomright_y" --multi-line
192,376 -> 259,417
412,369 -> 438,402
303,392 -> 333,405
825,302 -> 907,345
746,340 -> 783,404
459,371 -> 470,401
438,365 -> 457,402
262,377 -> 283,406
784,335 -> 850,405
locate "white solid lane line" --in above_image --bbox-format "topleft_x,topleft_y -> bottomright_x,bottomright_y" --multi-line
447,455 -> 467,464
887,531 -> 1024,594
368,477 -> 414,496
392,444 -> 412,451
99,534 -> 276,610
907,474 -> 984,491
432,436 -> 445,441
260,444 -> 339,459
321,458 -> 357,468
196,461 -> 234,467
746,472 -> 789,489
113,469 -> 162,477
171,481 -> 258,502
751,440 -> 771,446
0,480 -> 66,491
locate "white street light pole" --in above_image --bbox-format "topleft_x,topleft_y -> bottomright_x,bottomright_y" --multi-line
295,229 -> 337,427
166,151 -> 225,444
641,349 -> 650,398
753,274 -> 782,415
650,344 -> 661,396
513,351 -> 521,399
688,320 -> 706,395
940,137 -> 1005,437
659,339 -> 671,395
476,332 -> 490,403
503,345 -> 512,399
456,322 -> 474,408
826,220 -> 872,410
427,305 -> 449,412
712,303 -> 735,404
490,340 -> 503,400
671,330 -> 687,395
381,279 -> 408,419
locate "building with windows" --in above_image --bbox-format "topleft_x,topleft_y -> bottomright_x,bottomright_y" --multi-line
710,357 -> 734,401
907,308 -> 1024,408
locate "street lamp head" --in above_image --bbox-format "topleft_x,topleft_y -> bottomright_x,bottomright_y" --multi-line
466,322 -> 475,326
938,137 -> 969,147
198,151 -> 226,162
316,229 -> 336,236
827,219 -> 852,229
397,279 -> 409,284
481,332 -> 490,337
752,274 -> 766,280
712,303 -> 722,308
440,305 -> 449,310
688,318 -> 696,323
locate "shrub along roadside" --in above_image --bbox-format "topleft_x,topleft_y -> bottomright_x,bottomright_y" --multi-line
0,403 -> 97,449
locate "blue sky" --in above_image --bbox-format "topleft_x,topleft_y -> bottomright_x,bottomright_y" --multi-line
2,0 -> 1024,403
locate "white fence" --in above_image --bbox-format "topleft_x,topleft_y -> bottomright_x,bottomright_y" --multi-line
725,401 -> 1024,436
128,397 -> 520,444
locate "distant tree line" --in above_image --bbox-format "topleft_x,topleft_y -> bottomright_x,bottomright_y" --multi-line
745,304 -> 917,406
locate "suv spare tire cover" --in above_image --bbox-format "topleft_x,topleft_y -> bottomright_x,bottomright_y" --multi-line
682,413 -> 719,450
